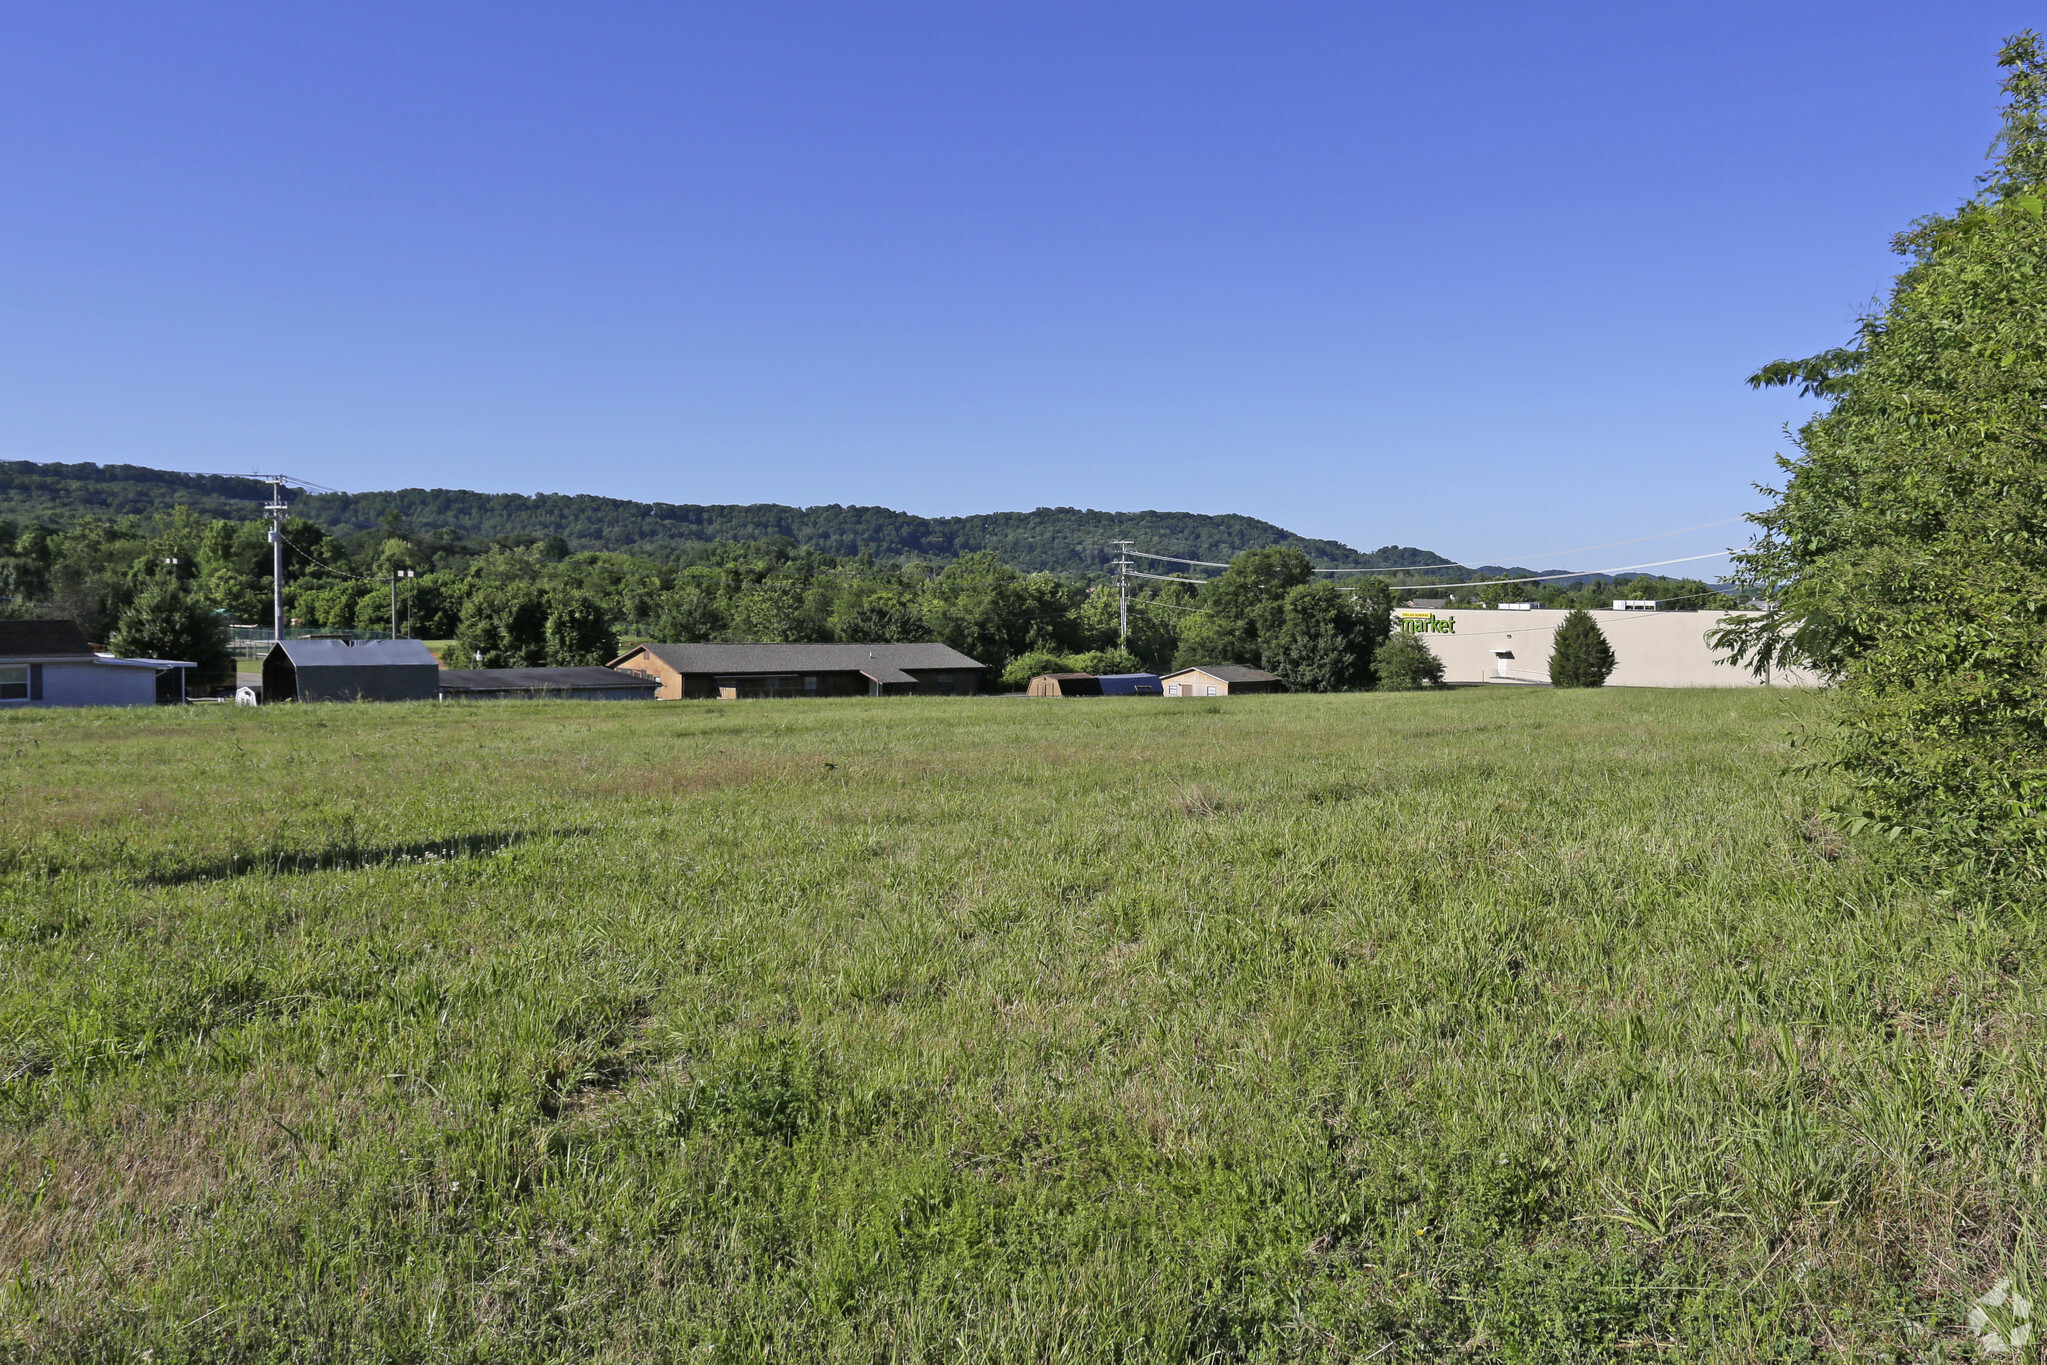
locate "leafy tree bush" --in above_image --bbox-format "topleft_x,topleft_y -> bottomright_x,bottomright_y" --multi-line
1720,33 -> 2047,873
1373,630 -> 1444,690
1068,648 -> 1143,675
107,579 -> 234,692
543,593 -> 619,666
1262,580 -> 1387,692
1172,547 -> 1312,668
1548,610 -> 1616,688
455,584 -> 548,668
832,589 -> 928,644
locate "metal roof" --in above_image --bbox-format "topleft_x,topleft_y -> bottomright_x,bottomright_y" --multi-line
617,642 -> 984,675
0,619 -> 95,658
267,638 -> 439,668
439,667 -> 659,692
1163,663 -> 1281,684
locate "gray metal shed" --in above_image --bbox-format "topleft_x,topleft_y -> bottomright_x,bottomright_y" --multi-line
261,638 -> 440,702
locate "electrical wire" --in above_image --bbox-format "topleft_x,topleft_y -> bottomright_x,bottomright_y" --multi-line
1377,549 -> 1735,592
1115,515 -> 1748,578
1126,568 -> 1214,584
279,534 -> 387,582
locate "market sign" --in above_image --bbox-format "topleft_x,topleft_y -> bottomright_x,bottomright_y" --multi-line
1397,611 -> 1456,634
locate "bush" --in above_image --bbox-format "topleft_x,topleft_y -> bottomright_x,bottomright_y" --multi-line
1548,610 -> 1616,688
1068,648 -> 1142,675
107,579 -> 234,693
1373,630 -> 1444,690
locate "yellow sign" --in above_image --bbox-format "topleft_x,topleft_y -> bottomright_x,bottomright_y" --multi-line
1396,611 -> 1456,634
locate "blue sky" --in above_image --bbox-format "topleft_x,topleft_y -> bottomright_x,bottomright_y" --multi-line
0,3 -> 2036,568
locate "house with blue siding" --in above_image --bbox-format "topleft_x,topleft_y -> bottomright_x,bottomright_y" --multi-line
0,620 -> 193,708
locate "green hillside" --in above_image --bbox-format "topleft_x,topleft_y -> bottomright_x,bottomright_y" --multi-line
0,461 -> 1448,574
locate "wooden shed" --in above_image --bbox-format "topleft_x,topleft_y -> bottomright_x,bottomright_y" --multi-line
1026,672 -> 1102,697
1159,664 -> 1286,697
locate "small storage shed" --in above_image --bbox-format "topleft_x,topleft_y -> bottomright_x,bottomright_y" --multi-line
0,619 -> 192,709
1159,664 -> 1285,697
1096,672 -> 1162,696
261,638 -> 440,702
439,666 -> 660,701
1027,672 -> 1103,697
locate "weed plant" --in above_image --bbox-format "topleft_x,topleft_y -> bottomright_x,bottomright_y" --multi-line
1,689 -> 2042,1361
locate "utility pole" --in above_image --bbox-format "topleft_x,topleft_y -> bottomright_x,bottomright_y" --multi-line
1111,540 -> 1133,648
264,477 -> 289,644
391,569 -> 415,638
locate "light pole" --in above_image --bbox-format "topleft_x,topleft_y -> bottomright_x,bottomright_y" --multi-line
391,569 -> 416,638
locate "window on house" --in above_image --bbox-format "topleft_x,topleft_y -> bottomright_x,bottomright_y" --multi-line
1205,685 -> 1218,696
1166,683 -> 1180,696
0,665 -> 26,701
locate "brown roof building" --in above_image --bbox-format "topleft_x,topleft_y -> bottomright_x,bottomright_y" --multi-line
607,642 -> 986,700
1159,664 -> 1285,697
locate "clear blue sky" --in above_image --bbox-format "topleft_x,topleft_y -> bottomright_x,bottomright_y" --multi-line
0,3 -> 2036,568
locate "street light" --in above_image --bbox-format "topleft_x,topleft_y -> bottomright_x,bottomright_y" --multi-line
390,568 -> 417,639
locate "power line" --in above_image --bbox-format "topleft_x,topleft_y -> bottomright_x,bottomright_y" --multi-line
1379,550 -> 1735,592
1115,515 -> 1749,578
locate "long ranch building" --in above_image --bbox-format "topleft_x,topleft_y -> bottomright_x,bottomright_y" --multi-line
608,642 -> 986,699
1399,608 -> 1819,687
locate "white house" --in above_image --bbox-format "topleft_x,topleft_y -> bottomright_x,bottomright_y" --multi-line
0,620 -> 194,708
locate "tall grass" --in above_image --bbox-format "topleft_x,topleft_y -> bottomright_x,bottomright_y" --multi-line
0,688 -> 2040,1361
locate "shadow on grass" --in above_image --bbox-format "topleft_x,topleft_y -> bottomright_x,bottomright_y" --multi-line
142,830 -> 585,886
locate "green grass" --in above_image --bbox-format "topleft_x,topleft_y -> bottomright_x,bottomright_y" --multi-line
1,689 -> 2041,1362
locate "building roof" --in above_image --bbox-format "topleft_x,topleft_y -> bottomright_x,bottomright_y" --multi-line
439,666 -> 660,693
0,619 -> 95,658
1032,672 -> 1096,681
267,638 -> 439,668
615,642 -> 985,675
1163,663 -> 1281,684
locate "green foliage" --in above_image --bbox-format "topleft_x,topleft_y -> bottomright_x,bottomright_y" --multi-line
542,592 -> 619,666
1722,32 -> 2047,874
105,578 -> 234,690
1068,648 -> 1143,675
1549,609 -> 1617,688
1371,630 -> 1445,690
1262,581 -> 1387,692
1173,547 -> 1314,669
453,583 -> 548,668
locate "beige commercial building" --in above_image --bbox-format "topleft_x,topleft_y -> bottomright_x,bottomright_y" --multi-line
1398,608 -> 1818,688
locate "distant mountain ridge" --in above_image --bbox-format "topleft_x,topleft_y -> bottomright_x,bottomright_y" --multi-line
0,460 -> 1486,576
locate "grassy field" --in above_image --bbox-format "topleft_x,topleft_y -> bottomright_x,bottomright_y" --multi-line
1,688 -> 2041,1362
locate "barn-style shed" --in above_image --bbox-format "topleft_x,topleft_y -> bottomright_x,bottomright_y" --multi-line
261,638 -> 440,702
1027,672 -> 1102,697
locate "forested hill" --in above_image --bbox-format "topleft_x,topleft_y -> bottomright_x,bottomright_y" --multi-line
0,460 -> 1450,574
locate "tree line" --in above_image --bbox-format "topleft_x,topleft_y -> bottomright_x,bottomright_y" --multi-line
0,509 -> 1425,692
